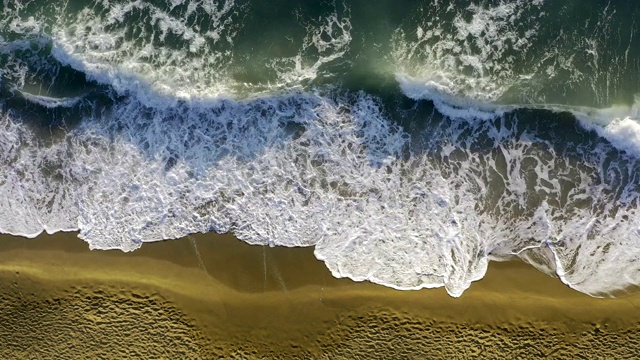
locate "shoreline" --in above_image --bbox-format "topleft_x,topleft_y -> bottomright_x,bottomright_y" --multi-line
1,231 -> 640,358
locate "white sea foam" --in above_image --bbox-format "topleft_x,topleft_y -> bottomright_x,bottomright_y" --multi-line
390,0 -> 640,295
5,74 -> 640,297
395,74 -> 640,297
391,0 -> 630,109
268,6 -> 352,87
0,89 -> 496,296
48,0 -> 241,105
396,73 -> 510,121
392,0 -> 546,104
2,0 -> 640,299
19,92 -> 85,108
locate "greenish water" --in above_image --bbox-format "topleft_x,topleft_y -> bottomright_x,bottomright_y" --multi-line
4,0 -> 640,106
2,0 -> 640,298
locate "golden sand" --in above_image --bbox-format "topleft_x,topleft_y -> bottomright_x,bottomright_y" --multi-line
0,232 -> 639,359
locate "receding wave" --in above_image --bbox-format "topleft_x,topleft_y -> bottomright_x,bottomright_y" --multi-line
2,0 -> 640,298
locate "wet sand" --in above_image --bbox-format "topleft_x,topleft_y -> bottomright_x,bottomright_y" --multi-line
0,232 -> 639,359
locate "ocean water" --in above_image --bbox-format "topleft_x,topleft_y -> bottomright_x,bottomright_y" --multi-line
2,0 -> 640,297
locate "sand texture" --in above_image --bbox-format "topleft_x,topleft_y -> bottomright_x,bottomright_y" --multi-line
0,232 -> 640,359
0,283 -> 213,359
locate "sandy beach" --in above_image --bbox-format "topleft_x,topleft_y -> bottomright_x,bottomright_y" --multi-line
0,232 -> 639,359
4,1 -> 640,359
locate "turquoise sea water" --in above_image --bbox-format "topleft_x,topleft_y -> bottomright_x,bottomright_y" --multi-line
2,0 -> 640,297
